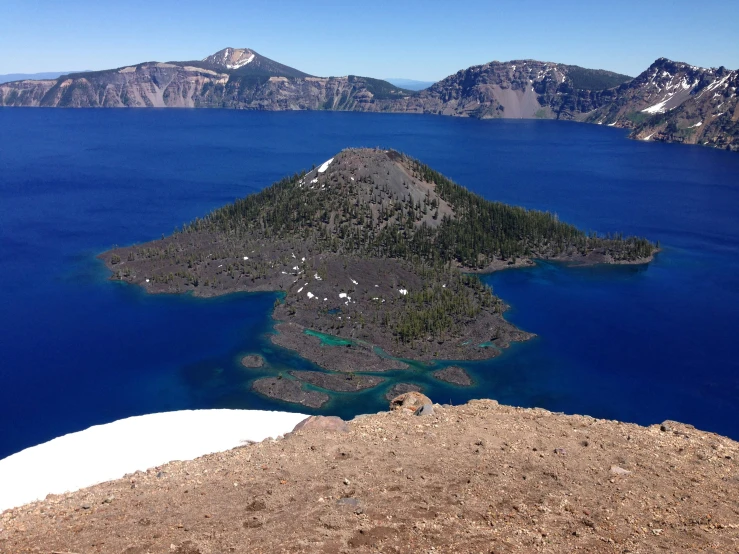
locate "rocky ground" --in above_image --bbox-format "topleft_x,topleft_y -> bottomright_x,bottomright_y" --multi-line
2,398 -> 737,553
250,377 -> 329,409
290,371 -> 386,393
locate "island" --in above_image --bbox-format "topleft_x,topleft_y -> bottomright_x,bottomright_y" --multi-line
432,366 -> 473,387
240,354 -> 265,368
250,377 -> 329,409
384,383 -> 423,401
289,371 -> 385,392
101,148 -> 656,405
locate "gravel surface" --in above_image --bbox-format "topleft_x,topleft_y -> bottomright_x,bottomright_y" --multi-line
2,399 -> 737,553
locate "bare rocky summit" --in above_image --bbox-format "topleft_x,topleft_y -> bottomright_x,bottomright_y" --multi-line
2,399 -> 737,553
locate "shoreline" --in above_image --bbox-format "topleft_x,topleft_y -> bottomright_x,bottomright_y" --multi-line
467,249 -> 659,275
95,244 -> 656,378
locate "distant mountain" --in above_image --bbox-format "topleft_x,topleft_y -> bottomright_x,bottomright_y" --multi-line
380,60 -> 633,119
0,71 -> 88,84
0,49 -> 735,151
583,58 -> 738,151
384,78 -> 435,91
0,47 -> 410,109
195,47 -> 312,78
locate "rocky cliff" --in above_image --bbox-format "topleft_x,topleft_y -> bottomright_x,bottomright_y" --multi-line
0,47 -> 411,110
381,60 -> 630,119
1,48 -> 737,151
585,58 -> 739,151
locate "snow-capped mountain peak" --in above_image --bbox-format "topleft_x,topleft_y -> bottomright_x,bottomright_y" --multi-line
202,48 -> 257,70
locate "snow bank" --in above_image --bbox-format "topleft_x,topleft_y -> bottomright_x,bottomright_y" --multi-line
642,98 -> 671,114
317,158 -> 334,173
0,409 -> 306,512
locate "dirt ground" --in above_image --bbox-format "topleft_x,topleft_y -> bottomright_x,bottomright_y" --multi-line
2,399 -> 737,553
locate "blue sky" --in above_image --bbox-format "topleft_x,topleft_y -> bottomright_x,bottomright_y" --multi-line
1,0 -> 737,79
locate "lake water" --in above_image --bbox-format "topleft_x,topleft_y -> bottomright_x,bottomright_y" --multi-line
1,109 -> 738,459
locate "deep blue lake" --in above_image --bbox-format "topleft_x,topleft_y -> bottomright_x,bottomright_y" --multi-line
1,109 -> 738,459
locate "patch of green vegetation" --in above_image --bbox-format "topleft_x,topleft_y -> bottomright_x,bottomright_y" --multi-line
565,66 -> 632,91
534,108 -> 548,119
348,76 -> 413,100
175,150 -> 654,344
392,272 -> 497,343
415,161 -> 655,263
187,151 -> 654,270
625,111 -> 650,125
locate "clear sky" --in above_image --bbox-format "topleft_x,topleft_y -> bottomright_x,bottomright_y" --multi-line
1,0 -> 737,80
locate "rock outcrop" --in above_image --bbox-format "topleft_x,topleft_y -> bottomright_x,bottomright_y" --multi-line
586,58 -> 739,151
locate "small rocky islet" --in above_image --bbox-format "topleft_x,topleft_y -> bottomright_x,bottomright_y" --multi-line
431,365 -> 474,386
102,148 -> 656,407
240,354 -> 265,368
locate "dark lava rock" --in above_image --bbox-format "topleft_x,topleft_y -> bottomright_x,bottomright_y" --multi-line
290,370 -> 385,392
251,377 -> 329,408
431,366 -> 473,386
240,354 -> 265,368
384,383 -> 422,401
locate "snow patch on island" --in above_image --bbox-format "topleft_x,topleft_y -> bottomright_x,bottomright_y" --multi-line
0,409 -> 306,512
317,158 -> 334,173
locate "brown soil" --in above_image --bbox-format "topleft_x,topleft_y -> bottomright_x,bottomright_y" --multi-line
3,399 -> 737,553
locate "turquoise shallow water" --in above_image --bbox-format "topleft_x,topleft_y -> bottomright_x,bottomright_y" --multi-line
1,109 -> 738,458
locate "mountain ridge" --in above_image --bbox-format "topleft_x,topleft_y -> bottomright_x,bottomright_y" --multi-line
1,48 -> 735,151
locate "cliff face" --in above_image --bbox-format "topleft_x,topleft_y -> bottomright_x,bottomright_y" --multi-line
586,58 -> 739,151
381,60 -> 630,119
2,48 -> 737,151
0,63 -> 410,111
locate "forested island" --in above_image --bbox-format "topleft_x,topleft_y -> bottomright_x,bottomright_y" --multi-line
102,149 -> 656,406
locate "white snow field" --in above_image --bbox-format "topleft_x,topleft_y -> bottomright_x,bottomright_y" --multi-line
0,409 -> 307,512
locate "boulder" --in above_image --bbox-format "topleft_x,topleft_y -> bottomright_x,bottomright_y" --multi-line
291,415 -> 349,433
389,391 -> 433,413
